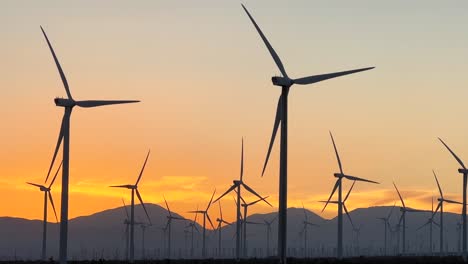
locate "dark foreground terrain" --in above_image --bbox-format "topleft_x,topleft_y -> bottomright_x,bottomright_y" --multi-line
0,256 -> 466,264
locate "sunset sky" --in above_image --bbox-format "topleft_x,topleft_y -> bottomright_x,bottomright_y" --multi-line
2,1 -> 468,227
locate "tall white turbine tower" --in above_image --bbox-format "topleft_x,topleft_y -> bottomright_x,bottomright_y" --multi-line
40,27 -> 140,264
240,5 -> 374,263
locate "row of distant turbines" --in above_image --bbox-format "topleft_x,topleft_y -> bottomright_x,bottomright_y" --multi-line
25,3 -> 468,264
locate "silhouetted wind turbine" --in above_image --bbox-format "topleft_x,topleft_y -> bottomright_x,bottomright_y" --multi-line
438,137 -> 468,256
262,216 -> 277,257
121,199 -> 131,261
27,161 -> 62,260
139,222 -> 150,259
186,206 -> 199,258
109,151 -> 152,263
40,26 -> 140,264
393,182 -> 422,254
188,189 -> 216,258
215,201 -> 231,258
163,196 -> 185,259
416,197 -> 439,255
212,138 -> 269,260
301,203 -> 318,258
322,132 -> 379,258
240,195 -> 272,257
432,169 -> 462,255
377,203 -> 395,256
240,4 -> 374,262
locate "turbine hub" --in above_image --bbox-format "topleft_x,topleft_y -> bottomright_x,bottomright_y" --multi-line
333,173 -> 343,178
272,76 -> 292,87
54,98 -> 75,107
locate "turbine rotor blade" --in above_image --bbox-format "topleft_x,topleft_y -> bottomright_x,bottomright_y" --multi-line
393,182 -> 406,208
163,196 -> 172,216
48,160 -> 63,189
206,213 -> 215,230
343,204 -> 354,229
343,180 -> 356,202
438,137 -> 466,169
241,4 -> 288,78
416,221 -> 430,231
387,202 -> 396,219
443,199 -> 463,205
206,189 -> 216,211
292,67 -> 374,85
40,26 -> 73,100
343,174 -> 379,184
212,184 -> 237,204
135,189 -> 151,225
262,95 -> 282,176
432,202 -> 442,218
433,170 -> 443,198
45,113 -> 66,183
242,183 -> 272,207
48,191 -> 59,223
248,196 -> 269,206
135,150 -> 150,186
27,182 -> 44,189
76,100 -> 140,108
322,180 -> 340,212
329,131 -> 344,175
122,199 -> 130,219
109,185 -> 132,188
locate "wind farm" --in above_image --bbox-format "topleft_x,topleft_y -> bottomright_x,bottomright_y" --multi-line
3,1 -> 468,264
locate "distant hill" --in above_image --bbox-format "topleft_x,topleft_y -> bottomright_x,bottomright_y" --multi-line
0,204 -> 462,260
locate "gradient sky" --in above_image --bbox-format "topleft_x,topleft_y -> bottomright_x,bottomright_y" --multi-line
2,1 -> 468,227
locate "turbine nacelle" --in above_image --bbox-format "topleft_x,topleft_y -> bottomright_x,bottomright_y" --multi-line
54,98 -> 75,107
272,76 -> 292,87
458,169 -> 468,174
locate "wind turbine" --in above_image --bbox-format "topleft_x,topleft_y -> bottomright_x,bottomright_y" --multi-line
215,201 -> 231,258
377,203 -> 395,256
240,4 -> 374,262
186,207 -> 199,258
156,225 -> 168,258
322,132 -> 379,258
26,161 -> 61,260
393,182 -> 423,254
352,224 -> 363,256
416,197 -> 439,255
262,216 -> 277,257
40,27 -> 140,264
109,150 -> 152,263
212,138 -> 270,260
139,222 -> 150,260
188,189 -> 216,258
122,199 -> 131,261
163,196 -> 185,259
301,203 -> 318,258
240,195 -> 272,257
242,219 -> 262,257
438,137 -> 468,256
432,169 -> 462,254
